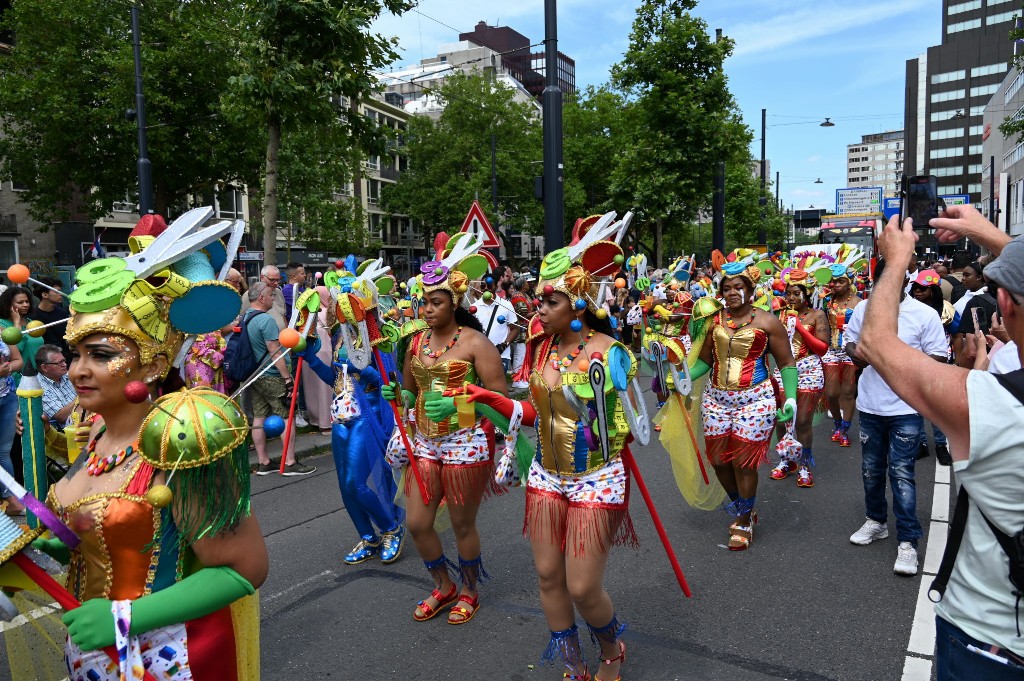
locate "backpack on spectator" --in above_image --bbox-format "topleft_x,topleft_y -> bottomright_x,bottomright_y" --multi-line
930,369 -> 1024,637
223,309 -> 269,383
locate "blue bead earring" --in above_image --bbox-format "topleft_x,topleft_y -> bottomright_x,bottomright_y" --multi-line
570,319 -> 583,332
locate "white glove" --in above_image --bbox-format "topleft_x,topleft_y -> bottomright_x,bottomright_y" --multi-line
777,398 -> 797,424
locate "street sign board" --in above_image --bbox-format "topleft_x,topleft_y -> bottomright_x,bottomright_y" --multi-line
479,249 -> 500,270
239,251 -> 263,261
883,197 -> 901,220
836,187 -> 883,215
459,200 -> 501,249
940,194 -> 970,206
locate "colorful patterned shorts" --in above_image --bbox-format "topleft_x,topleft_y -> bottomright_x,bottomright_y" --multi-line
775,354 -> 825,393
822,348 -> 857,383
822,348 -> 853,366
525,458 -> 628,507
701,380 -> 776,467
387,424 -> 490,466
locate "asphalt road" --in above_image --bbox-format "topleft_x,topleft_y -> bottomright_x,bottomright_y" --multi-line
254,407 -> 936,681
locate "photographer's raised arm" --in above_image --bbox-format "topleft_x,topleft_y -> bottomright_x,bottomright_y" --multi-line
929,204 -> 1012,256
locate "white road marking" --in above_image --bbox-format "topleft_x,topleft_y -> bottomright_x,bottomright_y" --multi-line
0,602 -> 59,632
262,569 -> 335,603
901,458 -> 951,680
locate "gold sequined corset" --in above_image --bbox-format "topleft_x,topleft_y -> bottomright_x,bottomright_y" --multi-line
47,462 -> 162,603
527,338 -> 635,475
827,301 -> 855,349
781,310 -> 816,361
710,323 -> 770,390
410,355 -> 477,437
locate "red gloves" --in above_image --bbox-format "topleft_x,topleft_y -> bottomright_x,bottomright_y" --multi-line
795,320 -> 829,356
464,383 -> 537,424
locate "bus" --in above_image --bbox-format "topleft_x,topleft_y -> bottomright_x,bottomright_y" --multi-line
817,212 -> 881,260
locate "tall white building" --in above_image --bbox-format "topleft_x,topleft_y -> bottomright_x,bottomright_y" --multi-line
847,130 -> 905,198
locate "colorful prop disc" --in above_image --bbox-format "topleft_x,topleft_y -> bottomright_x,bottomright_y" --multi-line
168,282 -> 243,334
420,261 -> 448,285
324,271 -> 340,289
70,270 -> 136,313
457,254 -> 489,281
140,389 -> 247,469
580,241 -> 623,278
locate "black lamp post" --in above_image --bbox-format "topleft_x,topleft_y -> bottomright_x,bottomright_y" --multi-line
130,4 -> 153,215
541,0 -> 564,253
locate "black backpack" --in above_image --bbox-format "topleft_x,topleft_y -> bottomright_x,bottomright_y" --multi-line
930,369 -> 1024,636
223,309 -> 269,383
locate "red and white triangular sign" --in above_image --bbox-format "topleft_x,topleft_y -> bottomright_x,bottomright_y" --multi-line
459,200 -> 501,249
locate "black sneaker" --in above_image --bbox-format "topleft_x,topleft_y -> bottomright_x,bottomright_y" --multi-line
936,444 -> 952,466
255,462 -> 277,476
916,443 -> 930,460
282,461 -> 316,476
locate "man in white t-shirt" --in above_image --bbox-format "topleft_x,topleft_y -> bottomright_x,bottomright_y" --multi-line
856,205 -> 1024,678
844,257 -> 948,577
472,280 -> 517,373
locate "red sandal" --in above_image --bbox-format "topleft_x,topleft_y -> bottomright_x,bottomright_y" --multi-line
413,583 -> 458,622
563,671 -> 590,680
596,641 -> 626,681
447,592 -> 481,625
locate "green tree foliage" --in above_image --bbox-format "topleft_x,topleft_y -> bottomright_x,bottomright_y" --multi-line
224,0 -> 411,263
562,86 -> 628,223
381,72 -> 543,245
0,0 -> 262,222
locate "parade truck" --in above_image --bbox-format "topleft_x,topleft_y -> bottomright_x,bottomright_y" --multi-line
817,212 -> 881,261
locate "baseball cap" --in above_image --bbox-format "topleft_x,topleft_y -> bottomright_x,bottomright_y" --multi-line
983,235 -> 1024,298
911,269 -> 941,287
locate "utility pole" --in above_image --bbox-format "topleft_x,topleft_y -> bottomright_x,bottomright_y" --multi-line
963,71 -> 972,196
712,162 -> 725,252
542,0 -> 564,253
759,108 -> 767,245
130,4 -> 153,215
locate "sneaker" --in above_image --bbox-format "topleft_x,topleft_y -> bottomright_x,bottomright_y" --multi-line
379,525 -> 406,564
850,518 -> 889,545
343,536 -> 380,565
796,466 -> 814,487
294,413 -> 309,429
894,542 -> 919,576
838,433 -> 851,447
916,443 -> 930,460
769,460 -> 795,480
255,462 -> 277,476
936,444 -> 952,467
830,424 -> 842,442
282,461 -> 316,476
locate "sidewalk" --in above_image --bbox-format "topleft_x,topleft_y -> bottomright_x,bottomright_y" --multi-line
247,428 -> 332,468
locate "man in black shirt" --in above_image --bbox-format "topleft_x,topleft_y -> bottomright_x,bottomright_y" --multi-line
32,277 -> 69,357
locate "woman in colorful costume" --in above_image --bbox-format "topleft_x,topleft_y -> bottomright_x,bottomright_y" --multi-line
688,255 -> 797,550
822,249 -> 866,447
464,212 -> 642,681
32,208 -> 266,680
768,268 -> 829,487
300,258 -> 405,566
382,232 -> 507,625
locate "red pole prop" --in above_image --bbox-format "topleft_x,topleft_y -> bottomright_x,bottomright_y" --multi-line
373,351 -> 429,505
620,447 -> 692,598
12,552 -> 159,681
677,394 -> 710,485
278,359 -> 304,474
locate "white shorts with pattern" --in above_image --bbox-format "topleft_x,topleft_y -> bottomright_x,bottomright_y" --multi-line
525,457 -> 628,507
386,425 -> 490,467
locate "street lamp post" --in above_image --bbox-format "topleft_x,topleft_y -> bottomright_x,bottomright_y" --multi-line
759,108 -> 767,245
542,0 -> 564,253
130,4 -> 153,215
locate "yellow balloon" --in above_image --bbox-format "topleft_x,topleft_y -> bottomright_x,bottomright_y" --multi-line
25,320 -> 45,338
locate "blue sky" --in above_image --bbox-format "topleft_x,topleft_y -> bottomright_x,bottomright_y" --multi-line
373,0 -> 943,213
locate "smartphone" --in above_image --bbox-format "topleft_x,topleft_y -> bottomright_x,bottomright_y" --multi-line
899,175 -> 945,231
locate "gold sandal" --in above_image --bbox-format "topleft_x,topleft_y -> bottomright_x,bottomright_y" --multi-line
728,522 -> 753,551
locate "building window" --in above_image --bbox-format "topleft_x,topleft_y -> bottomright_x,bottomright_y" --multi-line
987,10 -> 1019,25
948,0 -> 981,13
931,89 -> 965,103
989,0 -> 1014,5
971,62 -> 1009,78
216,185 -> 245,220
0,238 -> 17,270
970,83 -> 1000,97
931,69 -> 965,84
947,18 -> 982,32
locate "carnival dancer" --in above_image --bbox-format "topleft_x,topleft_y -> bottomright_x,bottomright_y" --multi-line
462,212 -> 642,681
382,232 -> 507,625
687,254 -> 797,549
30,208 -> 266,680
769,269 -> 829,487
823,253 -> 865,447
300,258 -> 406,566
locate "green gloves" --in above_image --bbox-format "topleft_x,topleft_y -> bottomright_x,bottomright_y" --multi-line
381,384 -> 414,407
777,365 -> 798,422
31,536 -> 70,565
690,358 -> 711,380
62,566 -> 255,652
423,392 -> 457,421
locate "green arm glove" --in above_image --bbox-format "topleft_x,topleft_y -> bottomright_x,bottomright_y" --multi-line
423,393 -> 457,421
690,358 -> 711,380
381,384 -> 415,407
62,566 -> 255,652
31,536 -> 71,565
777,365 -> 798,422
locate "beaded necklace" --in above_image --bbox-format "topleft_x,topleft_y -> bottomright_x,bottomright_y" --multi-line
724,309 -> 756,330
85,427 -> 139,476
549,330 -> 595,371
421,326 -> 462,359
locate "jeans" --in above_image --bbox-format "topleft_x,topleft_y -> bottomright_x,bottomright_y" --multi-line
858,411 -> 923,545
936,616 -> 1024,680
918,421 -> 947,447
0,391 -> 19,498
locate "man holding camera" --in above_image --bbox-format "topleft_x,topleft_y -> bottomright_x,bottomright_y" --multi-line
857,204 -> 1024,679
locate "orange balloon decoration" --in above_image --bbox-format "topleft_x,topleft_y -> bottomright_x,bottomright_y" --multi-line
7,263 -> 29,285
614,277 -> 626,288
278,328 -> 301,349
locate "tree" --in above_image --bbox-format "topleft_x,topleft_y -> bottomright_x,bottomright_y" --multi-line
562,86 -> 628,223
223,0 -> 411,264
0,0 -> 262,222
381,72 -> 543,248
610,0 -> 747,264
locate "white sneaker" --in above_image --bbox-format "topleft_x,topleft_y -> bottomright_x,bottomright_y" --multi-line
850,518 -> 889,545
294,413 -> 309,429
894,542 -> 919,576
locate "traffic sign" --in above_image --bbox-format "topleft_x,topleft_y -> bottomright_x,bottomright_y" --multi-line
478,249 -> 499,270
940,194 -> 970,206
239,251 -> 263,261
835,187 -> 883,215
459,200 -> 501,249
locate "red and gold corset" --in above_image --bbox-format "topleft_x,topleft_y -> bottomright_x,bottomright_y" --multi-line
781,310 -> 817,361
409,332 -> 478,437
826,300 -> 856,349
710,321 -> 770,391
